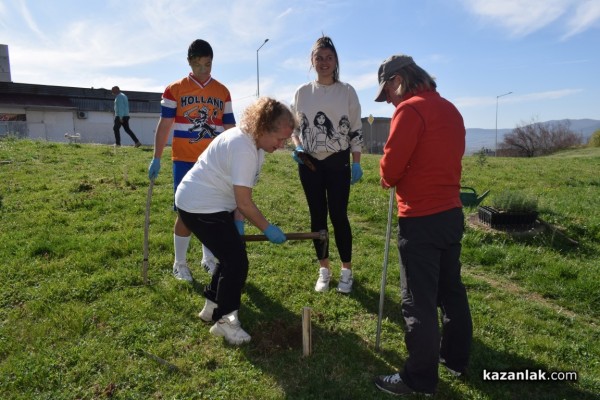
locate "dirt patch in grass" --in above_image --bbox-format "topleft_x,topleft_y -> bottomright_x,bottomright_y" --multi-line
251,318 -> 303,355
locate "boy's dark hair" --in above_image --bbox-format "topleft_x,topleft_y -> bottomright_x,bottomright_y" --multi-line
188,39 -> 213,59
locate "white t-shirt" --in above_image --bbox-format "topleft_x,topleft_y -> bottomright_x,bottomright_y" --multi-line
291,81 -> 363,159
175,127 -> 265,213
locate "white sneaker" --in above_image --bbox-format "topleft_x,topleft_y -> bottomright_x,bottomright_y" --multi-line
201,258 -> 218,275
173,261 -> 193,282
209,311 -> 251,345
198,299 -> 217,322
314,267 -> 330,292
337,268 -> 353,293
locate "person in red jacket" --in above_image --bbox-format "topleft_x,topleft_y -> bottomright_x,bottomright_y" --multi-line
373,54 -> 472,397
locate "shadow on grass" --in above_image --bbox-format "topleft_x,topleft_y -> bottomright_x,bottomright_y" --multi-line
188,274 -> 594,399
347,279 -> 595,399
351,274 -> 404,327
232,283 -> 467,400
463,339 -> 596,400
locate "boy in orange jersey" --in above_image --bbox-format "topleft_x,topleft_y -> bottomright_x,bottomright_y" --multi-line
148,39 -> 236,281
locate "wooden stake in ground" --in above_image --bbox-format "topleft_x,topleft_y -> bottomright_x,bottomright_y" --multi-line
142,179 -> 154,284
302,307 -> 312,356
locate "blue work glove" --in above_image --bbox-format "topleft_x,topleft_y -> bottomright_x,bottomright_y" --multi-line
234,220 -> 245,236
350,162 -> 363,185
292,145 -> 305,165
264,224 -> 287,244
148,158 -> 161,181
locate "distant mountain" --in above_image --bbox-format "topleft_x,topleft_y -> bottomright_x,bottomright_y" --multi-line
465,128 -> 511,154
465,118 -> 600,154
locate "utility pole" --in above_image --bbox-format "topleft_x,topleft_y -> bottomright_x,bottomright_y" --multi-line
495,91 -> 512,156
256,39 -> 269,98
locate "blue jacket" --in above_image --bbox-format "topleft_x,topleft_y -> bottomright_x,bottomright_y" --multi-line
114,92 -> 130,118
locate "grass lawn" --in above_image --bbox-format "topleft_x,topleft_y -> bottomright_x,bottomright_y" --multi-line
0,138 -> 598,399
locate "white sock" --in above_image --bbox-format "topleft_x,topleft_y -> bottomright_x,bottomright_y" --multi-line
174,234 -> 191,263
202,244 -> 216,263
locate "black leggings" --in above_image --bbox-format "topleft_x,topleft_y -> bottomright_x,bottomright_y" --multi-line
177,209 -> 248,321
298,149 -> 352,262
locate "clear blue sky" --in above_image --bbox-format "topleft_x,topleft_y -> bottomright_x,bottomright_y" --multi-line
1,0 -> 599,129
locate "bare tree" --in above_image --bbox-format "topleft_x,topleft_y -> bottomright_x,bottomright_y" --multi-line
499,118 -> 583,157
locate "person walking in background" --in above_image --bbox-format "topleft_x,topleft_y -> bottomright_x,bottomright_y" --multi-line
148,39 -> 236,282
290,35 -> 363,294
175,97 -> 295,345
111,86 -> 141,147
374,54 -> 473,396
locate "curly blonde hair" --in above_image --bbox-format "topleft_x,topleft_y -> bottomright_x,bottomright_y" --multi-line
240,97 -> 298,139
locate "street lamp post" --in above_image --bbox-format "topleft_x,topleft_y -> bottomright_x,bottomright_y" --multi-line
256,38 -> 269,98
495,91 -> 512,156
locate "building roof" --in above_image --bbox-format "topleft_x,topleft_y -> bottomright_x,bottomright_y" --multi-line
0,82 -> 162,113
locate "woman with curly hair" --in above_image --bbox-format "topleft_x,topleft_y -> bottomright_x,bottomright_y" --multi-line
175,97 -> 297,345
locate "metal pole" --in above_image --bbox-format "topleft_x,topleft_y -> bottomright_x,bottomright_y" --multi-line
143,179 -> 154,285
370,123 -> 373,154
256,39 -> 269,98
376,187 -> 395,351
495,91 -> 512,156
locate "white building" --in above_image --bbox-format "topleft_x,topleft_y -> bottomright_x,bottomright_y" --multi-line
0,44 -> 162,145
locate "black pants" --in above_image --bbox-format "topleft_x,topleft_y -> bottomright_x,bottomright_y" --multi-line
298,149 -> 352,262
177,209 -> 248,321
113,116 -> 139,145
397,207 -> 472,393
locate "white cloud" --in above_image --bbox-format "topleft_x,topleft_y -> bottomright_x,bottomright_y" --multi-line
276,7 -> 294,19
562,0 -> 600,39
518,88 -> 583,100
454,88 -> 582,109
461,0 -> 587,37
16,0 -> 46,41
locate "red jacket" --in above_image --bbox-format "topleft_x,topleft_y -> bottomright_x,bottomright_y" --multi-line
380,90 -> 465,217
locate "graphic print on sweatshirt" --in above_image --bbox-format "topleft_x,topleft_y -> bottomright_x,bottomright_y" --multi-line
299,111 -> 360,153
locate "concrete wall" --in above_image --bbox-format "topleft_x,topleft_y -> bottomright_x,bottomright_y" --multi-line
69,111 -> 160,145
361,117 -> 391,154
0,105 -> 161,145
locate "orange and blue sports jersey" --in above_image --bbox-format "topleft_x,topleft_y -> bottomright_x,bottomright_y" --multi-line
161,73 -> 236,162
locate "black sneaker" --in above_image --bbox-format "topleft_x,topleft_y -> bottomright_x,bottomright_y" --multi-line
374,373 -> 433,397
